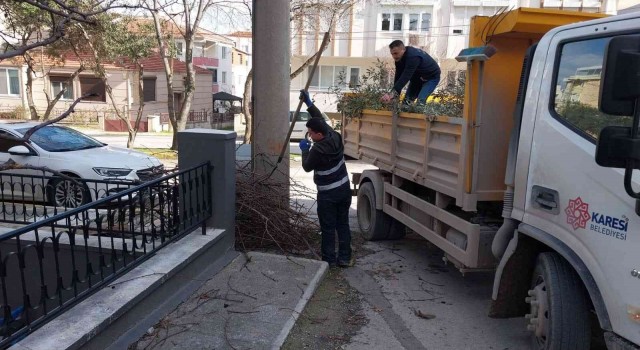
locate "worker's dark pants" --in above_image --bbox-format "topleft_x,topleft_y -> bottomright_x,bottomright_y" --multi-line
406,74 -> 440,104
317,183 -> 352,265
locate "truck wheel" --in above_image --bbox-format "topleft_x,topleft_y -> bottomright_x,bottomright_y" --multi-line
526,252 -> 591,349
357,182 -> 390,241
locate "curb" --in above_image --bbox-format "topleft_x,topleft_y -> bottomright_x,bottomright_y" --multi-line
271,255 -> 329,349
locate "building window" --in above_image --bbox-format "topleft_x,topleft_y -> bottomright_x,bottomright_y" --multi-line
239,54 -> 243,65
409,14 -> 419,31
349,67 -> 360,88
553,36 -> 631,142
421,13 -> 431,32
176,42 -> 183,56
0,68 -> 20,96
221,71 -> 227,84
79,77 -> 106,102
50,76 -> 73,100
221,47 -> 228,59
393,14 -> 403,31
142,77 -> 156,102
381,13 -> 390,31
309,65 -> 361,89
209,68 -> 218,83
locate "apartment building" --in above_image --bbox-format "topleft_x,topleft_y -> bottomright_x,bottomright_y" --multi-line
227,31 -> 253,100
291,0 -> 618,112
172,27 -> 234,95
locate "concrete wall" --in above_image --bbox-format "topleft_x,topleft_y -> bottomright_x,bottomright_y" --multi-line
0,236 -> 125,320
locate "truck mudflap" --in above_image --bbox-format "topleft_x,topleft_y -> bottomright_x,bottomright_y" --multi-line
489,231 -> 542,318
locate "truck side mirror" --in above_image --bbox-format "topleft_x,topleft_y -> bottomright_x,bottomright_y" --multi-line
599,35 -> 640,116
595,35 -> 640,202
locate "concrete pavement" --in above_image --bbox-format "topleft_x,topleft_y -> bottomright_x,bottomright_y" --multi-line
131,252 -> 328,350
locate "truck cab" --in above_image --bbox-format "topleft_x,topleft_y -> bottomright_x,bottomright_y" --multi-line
503,12 -> 640,349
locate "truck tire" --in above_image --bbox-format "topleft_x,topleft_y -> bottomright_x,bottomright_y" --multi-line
357,182 -> 390,241
526,252 -> 591,350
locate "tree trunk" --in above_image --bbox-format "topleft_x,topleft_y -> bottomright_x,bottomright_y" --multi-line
128,64 -> 146,149
24,64 -> 39,120
242,69 -> 253,144
150,6 -> 178,150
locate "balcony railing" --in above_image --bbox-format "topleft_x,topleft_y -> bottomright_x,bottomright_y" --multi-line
193,57 -> 219,67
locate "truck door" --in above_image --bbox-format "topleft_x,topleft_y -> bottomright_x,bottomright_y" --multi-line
524,23 -> 640,345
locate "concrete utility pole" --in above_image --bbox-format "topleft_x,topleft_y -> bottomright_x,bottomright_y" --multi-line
252,0 -> 291,182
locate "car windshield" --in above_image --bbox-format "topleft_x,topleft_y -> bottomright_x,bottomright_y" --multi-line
17,126 -> 105,152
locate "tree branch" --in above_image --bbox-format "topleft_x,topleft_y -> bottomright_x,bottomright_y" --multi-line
0,19 -> 68,60
13,92 -> 96,142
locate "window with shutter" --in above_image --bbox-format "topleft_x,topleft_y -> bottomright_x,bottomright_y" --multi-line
79,77 -> 106,102
142,77 -> 156,102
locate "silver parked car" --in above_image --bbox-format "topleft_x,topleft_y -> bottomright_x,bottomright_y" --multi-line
289,111 -> 333,141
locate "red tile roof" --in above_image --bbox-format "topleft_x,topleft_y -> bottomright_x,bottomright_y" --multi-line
228,31 -> 252,38
1,49 -> 210,75
139,51 -> 212,74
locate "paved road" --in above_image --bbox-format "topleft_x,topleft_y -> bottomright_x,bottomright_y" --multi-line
88,133 -> 173,149
293,159 -> 530,349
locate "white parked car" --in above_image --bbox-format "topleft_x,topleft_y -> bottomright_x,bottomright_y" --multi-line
289,110 -> 333,141
0,122 -> 163,208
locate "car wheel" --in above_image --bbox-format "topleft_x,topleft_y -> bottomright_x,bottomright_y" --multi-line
526,252 -> 591,349
49,176 -> 90,208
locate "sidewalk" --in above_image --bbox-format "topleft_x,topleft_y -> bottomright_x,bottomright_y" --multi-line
129,252 -> 328,350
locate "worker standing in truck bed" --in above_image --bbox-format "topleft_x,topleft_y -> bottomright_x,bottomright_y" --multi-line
381,40 -> 441,105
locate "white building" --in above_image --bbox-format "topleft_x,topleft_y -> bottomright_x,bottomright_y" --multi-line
227,31 -> 253,99
291,0 -> 618,112
172,28 -> 234,95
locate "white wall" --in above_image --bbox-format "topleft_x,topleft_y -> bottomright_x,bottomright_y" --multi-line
217,44 -> 233,93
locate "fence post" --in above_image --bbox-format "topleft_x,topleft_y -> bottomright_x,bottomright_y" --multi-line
177,129 -> 236,234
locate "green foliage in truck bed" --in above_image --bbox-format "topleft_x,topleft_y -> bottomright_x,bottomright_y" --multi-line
332,60 -> 466,120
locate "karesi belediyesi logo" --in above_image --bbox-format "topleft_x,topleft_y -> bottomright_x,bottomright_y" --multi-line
565,197 -> 628,241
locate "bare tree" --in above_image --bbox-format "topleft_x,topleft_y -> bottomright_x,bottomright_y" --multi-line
146,0 -> 211,150
73,16 -> 155,148
146,0 -> 254,150
241,0 -> 358,143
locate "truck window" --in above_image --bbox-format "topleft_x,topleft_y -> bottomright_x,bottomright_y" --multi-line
552,37 -> 633,142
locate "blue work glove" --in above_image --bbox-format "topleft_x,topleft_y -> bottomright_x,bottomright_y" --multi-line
299,89 -> 313,107
299,139 -> 311,152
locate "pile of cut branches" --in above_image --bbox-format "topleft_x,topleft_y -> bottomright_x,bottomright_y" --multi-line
235,162 -> 321,259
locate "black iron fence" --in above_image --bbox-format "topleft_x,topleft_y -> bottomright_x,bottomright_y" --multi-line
0,165 -> 166,225
0,162 -> 211,348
